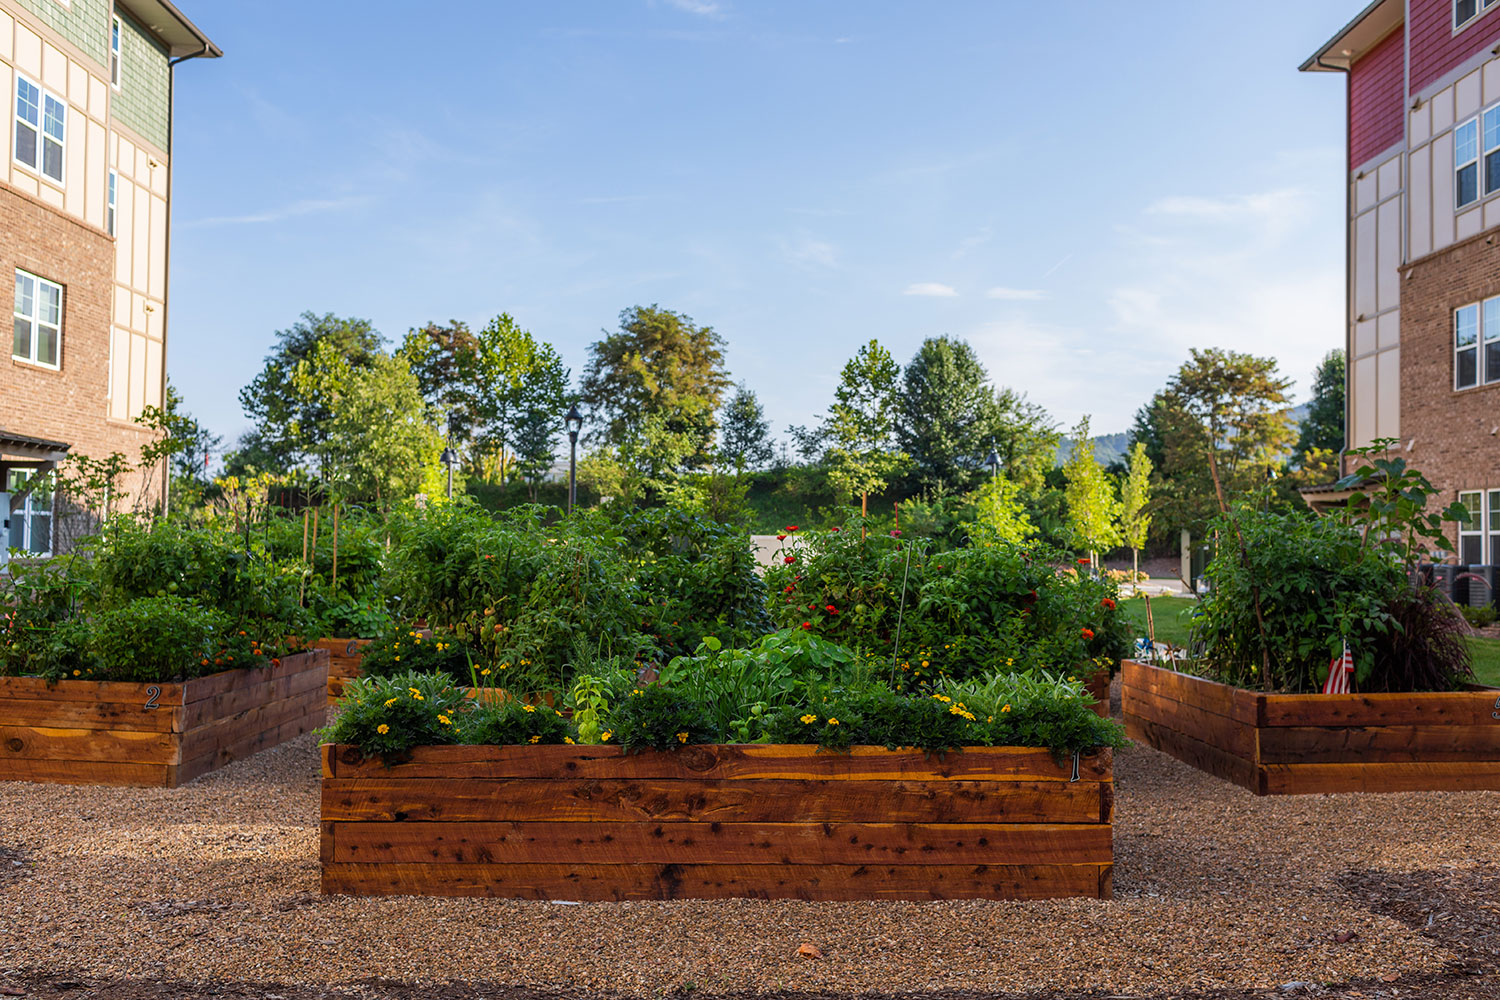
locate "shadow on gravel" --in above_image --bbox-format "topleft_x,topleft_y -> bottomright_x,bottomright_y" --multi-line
5,867 -> 1500,1000
0,845 -> 29,884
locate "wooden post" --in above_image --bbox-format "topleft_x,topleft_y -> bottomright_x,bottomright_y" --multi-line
309,506 -> 320,597
331,503 -> 340,596
299,509 -> 310,607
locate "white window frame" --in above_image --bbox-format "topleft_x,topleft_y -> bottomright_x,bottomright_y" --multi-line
13,269 -> 63,370
1453,296 -> 1500,388
1456,302 -> 1481,388
13,73 -> 65,185
1457,116 -> 1481,208
1457,489 -> 1500,564
5,469 -> 52,558
110,16 -> 121,89
1456,0 -> 1500,31
107,169 -> 117,236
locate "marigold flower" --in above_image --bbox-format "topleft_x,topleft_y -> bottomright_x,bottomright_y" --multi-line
528,734 -> 541,744
826,718 -> 839,726
481,668 -> 492,676
377,724 -> 390,734
676,731 -> 689,744
800,714 -> 818,724
801,621 -> 812,630
438,715 -> 451,725
1001,704 -> 1012,713
408,687 -> 421,696
601,730 -> 613,741
523,705 -> 536,713
825,604 -> 837,613
564,737 -> 575,744
1081,628 -> 1095,640
784,556 -> 796,564
1101,598 -> 1116,610
384,698 -> 398,707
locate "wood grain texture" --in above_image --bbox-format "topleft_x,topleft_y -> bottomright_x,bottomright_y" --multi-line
1261,761 -> 1500,795
321,861 -> 1111,901
326,743 -> 1109,783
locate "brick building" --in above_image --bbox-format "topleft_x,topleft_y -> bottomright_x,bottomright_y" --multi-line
0,0 -> 217,554
1304,0 -> 1500,561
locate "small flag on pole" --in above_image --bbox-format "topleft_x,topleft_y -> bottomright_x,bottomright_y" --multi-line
1322,640 -> 1354,695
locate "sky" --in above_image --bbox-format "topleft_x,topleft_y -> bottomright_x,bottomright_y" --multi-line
165,0 -> 1359,455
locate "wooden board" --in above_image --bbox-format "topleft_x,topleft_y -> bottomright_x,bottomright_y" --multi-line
322,861 -> 1113,901
319,742 -> 1112,902
324,743 -> 1108,783
1122,659 -> 1500,795
0,648 -> 327,787
313,638 -> 371,702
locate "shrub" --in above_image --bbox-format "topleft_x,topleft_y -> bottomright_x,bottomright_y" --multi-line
357,625 -> 477,686
462,696 -> 573,746
1460,603 -> 1498,629
86,596 -> 233,683
606,684 -> 718,751
318,671 -> 468,760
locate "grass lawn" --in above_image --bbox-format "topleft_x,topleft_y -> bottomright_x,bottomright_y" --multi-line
1123,596 -> 1500,687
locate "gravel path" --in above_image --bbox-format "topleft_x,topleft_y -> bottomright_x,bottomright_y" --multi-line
2,705 -> 1498,999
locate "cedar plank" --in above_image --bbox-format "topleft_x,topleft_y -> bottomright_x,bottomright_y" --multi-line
0,676 -> 184,706
1261,690 -> 1500,728
1260,760 -> 1500,794
326,744 -> 1110,782
179,687 -> 326,761
1259,723 -> 1500,764
1125,716 -> 1258,794
1122,686 -> 1254,758
0,757 -> 171,786
319,861 -> 1107,901
320,777 -> 1108,824
0,724 -> 179,765
0,697 -> 181,733
1121,660 -> 1255,725
330,820 -> 1112,866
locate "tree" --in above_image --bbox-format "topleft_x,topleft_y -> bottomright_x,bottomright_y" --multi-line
289,342 -> 444,506
1119,440 -> 1154,581
719,383 -> 774,471
990,387 -> 1062,493
969,474 -> 1036,546
239,312 -> 383,474
1063,415 -> 1122,566
898,336 -> 1002,493
1297,349 -> 1345,456
580,305 -> 730,488
509,342 -> 570,499
135,381 -> 222,512
825,339 -> 907,516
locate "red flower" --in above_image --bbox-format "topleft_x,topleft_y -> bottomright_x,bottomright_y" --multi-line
890,529 -> 902,537
1101,598 -> 1116,610
1077,558 -> 1091,566
831,527 -> 841,533
787,525 -> 799,532
784,556 -> 796,564
801,621 -> 812,630
825,604 -> 838,614
1081,628 -> 1095,640
783,585 -> 794,593
777,534 -> 786,541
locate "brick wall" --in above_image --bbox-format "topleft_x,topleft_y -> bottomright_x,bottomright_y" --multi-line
1349,27 -> 1406,168
0,183 -> 154,495
1399,232 -> 1500,548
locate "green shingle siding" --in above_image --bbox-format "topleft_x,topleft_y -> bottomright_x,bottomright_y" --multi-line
11,0 -> 110,67
113,11 -> 169,152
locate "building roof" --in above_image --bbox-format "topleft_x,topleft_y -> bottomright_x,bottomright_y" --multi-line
0,431 -> 71,461
1300,0 -> 1403,72
116,0 -> 222,60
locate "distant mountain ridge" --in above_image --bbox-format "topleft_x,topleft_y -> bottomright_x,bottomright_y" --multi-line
1058,403 -> 1311,467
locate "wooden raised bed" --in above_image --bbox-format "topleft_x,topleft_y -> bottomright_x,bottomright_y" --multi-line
312,638 -> 371,702
0,648 -> 329,787
1122,658 -> 1500,795
320,742 -> 1114,901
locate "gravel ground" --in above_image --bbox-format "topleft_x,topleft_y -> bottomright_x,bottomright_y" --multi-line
2,690 -> 1499,999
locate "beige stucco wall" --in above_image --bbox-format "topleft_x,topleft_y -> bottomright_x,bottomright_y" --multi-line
1350,147 -> 1404,449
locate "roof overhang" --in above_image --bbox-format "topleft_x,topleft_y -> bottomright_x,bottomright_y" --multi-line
0,432 -> 70,463
116,0 -> 221,60
1299,0 -> 1403,72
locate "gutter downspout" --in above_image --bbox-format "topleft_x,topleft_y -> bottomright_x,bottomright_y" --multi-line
159,39 -> 214,513
1317,52 -> 1354,479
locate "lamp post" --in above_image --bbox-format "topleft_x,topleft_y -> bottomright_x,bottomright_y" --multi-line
565,404 -> 583,514
440,411 -> 456,500
985,448 -> 1000,482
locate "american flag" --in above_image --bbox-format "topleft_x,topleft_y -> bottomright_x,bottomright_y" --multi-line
1322,641 -> 1354,695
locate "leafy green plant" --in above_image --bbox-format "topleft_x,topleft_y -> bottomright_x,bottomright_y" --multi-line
1331,440 -> 1471,566
463,697 -> 573,746
607,684 -> 717,751
357,625 -> 476,685
318,671 -> 467,761
86,596 -> 231,682
315,597 -> 393,639
1461,604 -> 1498,629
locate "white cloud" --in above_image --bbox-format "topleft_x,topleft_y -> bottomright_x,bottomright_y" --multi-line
781,236 -> 838,269
903,282 -> 958,298
663,0 -> 726,16
985,286 -> 1046,301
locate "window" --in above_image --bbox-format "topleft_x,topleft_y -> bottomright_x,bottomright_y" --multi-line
6,469 -> 52,557
1456,0 -> 1500,29
1457,489 -> 1500,563
13,75 -> 65,184
107,170 -> 116,236
13,270 -> 62,368
110,16 -> 121,89
1456,303 -> 1480,387
1457,117 -> 1480,207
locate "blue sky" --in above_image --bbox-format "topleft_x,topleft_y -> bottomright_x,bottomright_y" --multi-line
166,0 -> 1357,453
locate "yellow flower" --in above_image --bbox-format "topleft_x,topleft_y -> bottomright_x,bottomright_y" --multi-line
481,668 -> 491,676
528,734 -> 541,744
921,660 -> 929,668
826,718 -> 840,726
413,692 -> 424,701
384,697 -> 398,707
676,731 -> 689,744
394,655 -> 401,663
564,736 -> 575,744
1005,658 -> 1014,666
1001,704 -> 1012,713
523,705 -> 536,713
377,724 -> 390,734
800,714 -> 818,724
438,715 -> 451,725
72,669 -> 80,676
601,731 -> 613,741
500,663 -> 510,670
408,687 -> 420,696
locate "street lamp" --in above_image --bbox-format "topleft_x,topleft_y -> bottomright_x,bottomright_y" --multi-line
985,448 -> 1000,481
565,404 -> 583,514
440,446 -> 456,500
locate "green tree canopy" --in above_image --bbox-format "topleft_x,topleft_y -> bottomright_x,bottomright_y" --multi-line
825,339 -> 907,515
1063,415 -> 1123,563
719,383 -> 774,471
897,336 -> 1000,493
580,305 -> 730,488
1297,349 -> 1345,456
1119,440 -> 1154,579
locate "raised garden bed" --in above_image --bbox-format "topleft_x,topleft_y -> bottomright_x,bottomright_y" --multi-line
311,638 -> 371,703
1122,658 -> 1500,795
0,649 -> 329,787
320,742 -> 1113,901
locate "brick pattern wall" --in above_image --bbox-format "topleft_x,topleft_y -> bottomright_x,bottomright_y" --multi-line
8,0 -> 108,68
0,184 -> 152,482
1350,27 -> 1406,168
1400,231 -> 1500,548
1412,0 -> 1500,92
113,10 -> 169,153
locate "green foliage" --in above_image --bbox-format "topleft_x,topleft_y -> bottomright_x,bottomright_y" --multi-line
719,382 -> 775,471
317,671 -> 467,761
358,625 -> 475,685
608,683 -> 719,751
0,559 -> 90,678
580,305 -> 730,488
1297,350 -> 1345,455
86,596 -> 236,683
463,696 -> 573,746
970,474 -> 1036,546
937,671 -> 1130,756
825,339 -> 907,513
1374,586 -> 1475,693
1461,604 -> 1497,628
136,380 -> 222,513
1119,441 -> 1153,565
1330,439 -> 1471,567
1062,416 -> 1122,560
897,336 -> 1003,494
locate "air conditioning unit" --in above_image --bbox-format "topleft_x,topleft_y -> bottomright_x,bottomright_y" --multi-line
1464,565 -> 1498,608
1431,564 -> 1470,604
